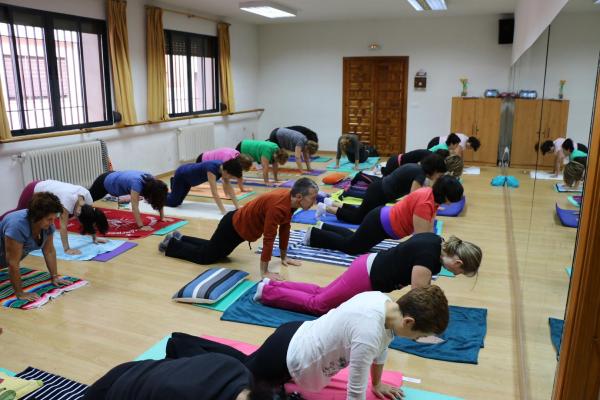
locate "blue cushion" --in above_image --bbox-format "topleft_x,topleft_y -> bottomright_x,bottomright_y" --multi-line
173,268 -> 249,304
490,176 -> 506,186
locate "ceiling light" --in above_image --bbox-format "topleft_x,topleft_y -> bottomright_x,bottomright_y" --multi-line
240,1 -> 296,18
406,0 -> 447,11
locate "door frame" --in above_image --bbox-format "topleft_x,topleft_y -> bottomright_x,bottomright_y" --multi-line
342,56 -> 409,154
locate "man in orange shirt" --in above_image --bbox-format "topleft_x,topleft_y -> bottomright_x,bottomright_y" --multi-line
159,178 -> 319,280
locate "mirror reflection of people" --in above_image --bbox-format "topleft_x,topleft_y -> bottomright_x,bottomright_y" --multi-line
428,133 -> 480,158
563,159 -> 586,188
0,193 -> 71,302
536,138 -> 588,176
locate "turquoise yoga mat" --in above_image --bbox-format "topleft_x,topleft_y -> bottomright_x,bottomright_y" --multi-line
439,267 -> 454,277
153,220 -> 189,236
566,266 -> 572,277
403,387 -> 463,400
134,335 -> 170,361
327,157 -> 380,172
197,280 -> 256,312
0,367 -> 16,377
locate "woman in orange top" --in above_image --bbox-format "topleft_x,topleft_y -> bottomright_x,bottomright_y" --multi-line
305,175 -> 463,255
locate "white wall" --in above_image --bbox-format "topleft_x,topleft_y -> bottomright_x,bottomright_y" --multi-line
0,0 -> 259,212
256,16 -> 513,152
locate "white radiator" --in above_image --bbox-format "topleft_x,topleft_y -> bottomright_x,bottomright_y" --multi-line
176,123 -> 215,162
20,141 -> 106,187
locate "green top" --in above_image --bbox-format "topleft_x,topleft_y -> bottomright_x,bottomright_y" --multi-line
240,140 -> 279,163
570,149 -> 587,161
428,143 -> 449,152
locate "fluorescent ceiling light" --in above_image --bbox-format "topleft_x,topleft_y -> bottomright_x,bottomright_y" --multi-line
240,1 -> 296,18
407,0 -> 447,11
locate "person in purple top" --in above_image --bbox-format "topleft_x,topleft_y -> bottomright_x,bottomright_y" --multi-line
167,160 -> 243,213
89,170 -> 168,231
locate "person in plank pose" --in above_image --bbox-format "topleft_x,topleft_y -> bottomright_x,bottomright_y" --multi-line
536,138 -> 588,176
335,133 -> 377,170
317,154 -> 447,225
257,233 -> 481,316
307,175 -> 463,255
236,139 -> 289,186
89,170 -> 168,231
428,133 -> 480,158
196,147 -> 253,192
381,148 -> 449,176
268,127 -> 319,172
165,286 -> 449,399
159,178 -> 318,280
0,193 -> 72,302
166,160 -> 243,214
1,180 -> 108,254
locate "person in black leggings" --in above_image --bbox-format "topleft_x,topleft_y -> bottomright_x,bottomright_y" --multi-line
381,148 -> 449,176
318,154 -> 448,225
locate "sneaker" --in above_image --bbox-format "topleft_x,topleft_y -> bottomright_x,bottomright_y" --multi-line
254,281 -> 265,301
158,236 -> 172,253
323,197 -> 334,207
172,230 -> 183,240
315,202 -> 327,220
303,226 -> 313,246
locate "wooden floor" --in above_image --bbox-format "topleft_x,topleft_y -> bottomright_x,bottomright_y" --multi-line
0,161 -> 575,399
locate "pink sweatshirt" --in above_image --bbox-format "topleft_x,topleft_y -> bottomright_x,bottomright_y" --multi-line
201,148 -> 240,162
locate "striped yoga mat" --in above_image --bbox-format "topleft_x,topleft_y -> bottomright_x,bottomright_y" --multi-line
0,267 -> 88,310
257,229 -> 398,267
15,367 -> 87,400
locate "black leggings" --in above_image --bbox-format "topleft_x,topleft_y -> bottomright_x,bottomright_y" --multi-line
89,171 -> 114,201
165,211 -> 244,264
166,322 -> 303,387
268,129 -> 279,145
381,154 -> 399,177
235,142 -> 242,152
347,145 -> 368,164
427,137 -> 440,149
310,206 -> 389,254
83,361 -> 138,400
335,180 -> 387,225
577,143 -> 589,153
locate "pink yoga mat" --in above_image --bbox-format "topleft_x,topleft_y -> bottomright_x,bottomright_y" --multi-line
202,335 -> 404,399
92,242 -> 138,262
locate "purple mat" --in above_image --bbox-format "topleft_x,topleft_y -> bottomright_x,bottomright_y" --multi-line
556,203 -> 579,228
92,241 -> 138,261
300,169 -> 325,176
279,179 -> 296,188
437,196 -> 466,217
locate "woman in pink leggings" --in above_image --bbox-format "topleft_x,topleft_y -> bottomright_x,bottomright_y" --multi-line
255,233 -> 482,316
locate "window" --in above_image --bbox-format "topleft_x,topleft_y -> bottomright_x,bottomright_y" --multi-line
0,4 -> 112,135
164,30 -> 219,117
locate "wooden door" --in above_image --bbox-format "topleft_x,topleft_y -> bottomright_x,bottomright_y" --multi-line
539,100 -> 570,168
450,97 -> 478,163
473,98 -> 502,165
511,99 -> 543,168
342,57 -> 408,156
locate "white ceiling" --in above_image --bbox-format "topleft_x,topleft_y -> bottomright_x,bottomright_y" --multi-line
151,0 -> 600,24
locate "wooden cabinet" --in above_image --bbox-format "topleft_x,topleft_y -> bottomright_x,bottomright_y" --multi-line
450,97 -> 502,165
510,99 -> 569,168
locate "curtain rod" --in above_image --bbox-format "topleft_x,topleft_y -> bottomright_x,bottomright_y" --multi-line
145,5 -> 229,25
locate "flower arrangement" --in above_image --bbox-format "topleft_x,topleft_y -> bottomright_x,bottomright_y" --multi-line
460,78 -> 468,97
559,80 -> 566,99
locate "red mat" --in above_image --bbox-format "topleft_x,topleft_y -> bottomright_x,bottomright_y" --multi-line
62,208 -> 184,239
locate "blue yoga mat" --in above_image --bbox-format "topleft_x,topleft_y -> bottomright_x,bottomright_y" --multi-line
327,157 -> 380,172
556,203 -> 579,228
30,234 -> 127,261
549,317 -> 564,356
437,197 -> 466,217
222,286 -> 487,363
555,183 -> 582,193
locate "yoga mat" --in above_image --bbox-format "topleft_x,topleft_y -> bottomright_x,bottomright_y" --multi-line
249,167 -> 325,176
567,195 -> 582,208
153,220 -> 189,235
64,208 -> 186,239
288,155 -> 332,162
29,234 -> 127,261
327,157 -> 381,172
565,266 -> 572,277
278,179 -> 296,188
92,241 -> 138,262
0,267 -> 88,310
134,335 -> 171,361
437,196 -> 466,217
124,200 -> 235,221
188,184 -> 255,201
222,286 -> 487,364
0,367 -> 15,377
196,280 -> 256,312
549,317 -> 564,356
225,177 -> 289,188
15,367 -> 88,400
556,203 -> 579,228
463,166 -> 480,175
403,387 -> 463,400
555,183 -> 583,193
438,267 -> 455,277
530,171 -> 563,180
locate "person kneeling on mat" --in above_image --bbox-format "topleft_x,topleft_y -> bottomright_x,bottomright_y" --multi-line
236,139 -> 289,186
268,127 -> 319,172
335,133 -> 376,170
307,175 -> 463,255
196,147 -> 254,192
257,233 -> 481,316
166,286 -> 449,399
166,159 -> 243,213
159,178 -> 319,280
381,148 -> 449,176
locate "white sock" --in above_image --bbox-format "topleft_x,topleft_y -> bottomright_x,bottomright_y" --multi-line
303,227 -> 313,246
315,202 -> 327,219
254,282 -> 265,301
323,197 -> 334,207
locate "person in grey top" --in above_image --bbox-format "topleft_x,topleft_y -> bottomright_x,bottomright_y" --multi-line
268,127 -> 318,171
336,134 -> 372,170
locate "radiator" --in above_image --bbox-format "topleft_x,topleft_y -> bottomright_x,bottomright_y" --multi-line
176,123 -> 215,162
20,141 -> 107,187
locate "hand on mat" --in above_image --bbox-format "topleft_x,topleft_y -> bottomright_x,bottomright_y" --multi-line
162,217 -> 175,223
65,248 -> 81,255
16,291 -> 39,302
282,258 -> 302,267
94,237 -> 108,244
140,225 -> 154,232
372,383 -> 404,399
52,277 -> 72,287
263,272 -> 284,281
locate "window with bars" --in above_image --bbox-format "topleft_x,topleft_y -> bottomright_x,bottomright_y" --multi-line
164,30 -> 219,117
0,4 -> 112,135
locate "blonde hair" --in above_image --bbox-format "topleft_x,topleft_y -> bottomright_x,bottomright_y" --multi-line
340,135 -> 352,153
564,161 -> 585,187
237,154 -> 253,171
306,140 -> 319,155
445,155 -> 464,177
442,236 -> 482,277
274,148 -> 289,165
